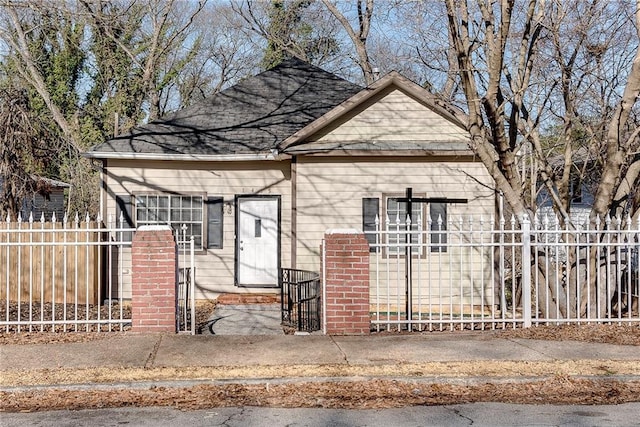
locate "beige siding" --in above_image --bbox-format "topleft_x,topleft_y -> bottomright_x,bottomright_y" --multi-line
313,89 -> 469,143
369,246 -> 496,311
294,156 -> 495,270
103,159 -> 292,299
295,156 -> 495,307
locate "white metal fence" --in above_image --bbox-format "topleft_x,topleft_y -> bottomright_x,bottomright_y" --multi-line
177,226 -> 196,335
1,213 -> 197,334
367,214 -> 640,332
1,212 -> 135,332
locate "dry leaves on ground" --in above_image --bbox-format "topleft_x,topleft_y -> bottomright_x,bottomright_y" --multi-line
497,323 -> 640,346
2,322 -> 639,346
2,377 -> 639,412
0,300 -> 216,345
1,310 -> 639,412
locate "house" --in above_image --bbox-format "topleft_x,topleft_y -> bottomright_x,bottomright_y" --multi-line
0,175 -> 69,221
535,146 -> 596,227
86,58 -> 496,300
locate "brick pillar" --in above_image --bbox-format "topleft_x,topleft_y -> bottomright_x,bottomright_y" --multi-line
323,229 -> 370,335
131,225 -> 177,333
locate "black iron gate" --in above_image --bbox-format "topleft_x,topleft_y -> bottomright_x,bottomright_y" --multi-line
280,268 -> 321,332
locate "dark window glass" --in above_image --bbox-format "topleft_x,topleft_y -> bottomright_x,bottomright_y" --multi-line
115,195 -> 134,242
430,202 -> 447,253
362,198 -> 379,252
206,197 -> 223,249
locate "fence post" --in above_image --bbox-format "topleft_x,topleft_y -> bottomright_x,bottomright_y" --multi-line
521,215 -> 532,328
131,225 -> 177,333
322,229 -> 370,335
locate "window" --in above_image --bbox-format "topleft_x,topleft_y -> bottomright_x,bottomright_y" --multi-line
362,198 -> 379,252
570,176 -> 583,204
429,202 -> 447,253
362,194 -> 458,256
135,194 -> 204,248
386,196 -> 424,256
115,195 -> 134,242
118,193 -> 224,250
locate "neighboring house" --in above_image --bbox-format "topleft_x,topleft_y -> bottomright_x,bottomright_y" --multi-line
86,58 -> 496,299
536,146 -> 596,227
0,176 -> 69,221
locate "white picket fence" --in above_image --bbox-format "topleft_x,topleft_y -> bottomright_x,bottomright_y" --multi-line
367,213 -> 640,332
1,213 -> 197,334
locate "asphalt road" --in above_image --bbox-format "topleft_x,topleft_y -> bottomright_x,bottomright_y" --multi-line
2,403 -> 639,427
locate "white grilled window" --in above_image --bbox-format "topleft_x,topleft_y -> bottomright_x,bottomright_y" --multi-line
135,194 -> 203,248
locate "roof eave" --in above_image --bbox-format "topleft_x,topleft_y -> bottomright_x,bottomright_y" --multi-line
83,151 -> 291,162
286,149 -> 476,157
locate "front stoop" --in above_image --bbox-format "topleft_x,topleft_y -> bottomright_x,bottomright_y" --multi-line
216,293 -> 281,305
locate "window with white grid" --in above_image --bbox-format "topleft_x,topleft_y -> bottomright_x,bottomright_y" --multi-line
386,197 -> 424,256
135,194 -> 203,248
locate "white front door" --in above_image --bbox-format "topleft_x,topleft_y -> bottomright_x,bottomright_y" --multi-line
236,197 -> 280,287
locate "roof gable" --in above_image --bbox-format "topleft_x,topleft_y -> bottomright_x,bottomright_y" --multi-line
87,58 -> 363,159
282,72 -> 471,155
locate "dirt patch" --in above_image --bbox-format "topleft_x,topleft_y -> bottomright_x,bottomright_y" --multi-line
0,301 -> 132,335
0,300 -> 216,345
497,323 -> 640,346
2,359 -> 638,389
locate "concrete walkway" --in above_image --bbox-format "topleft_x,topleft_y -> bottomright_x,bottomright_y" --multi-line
201,303 -> 284,335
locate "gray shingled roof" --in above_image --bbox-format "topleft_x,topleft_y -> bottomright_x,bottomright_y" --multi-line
88,58 -> 363,157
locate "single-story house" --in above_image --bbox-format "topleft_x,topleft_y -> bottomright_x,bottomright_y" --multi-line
86,57 -> 496,300
0,175 -> 69,221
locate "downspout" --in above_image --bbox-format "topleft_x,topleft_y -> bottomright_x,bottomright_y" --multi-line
100,159 -> 107,221
291,156 -> 297,268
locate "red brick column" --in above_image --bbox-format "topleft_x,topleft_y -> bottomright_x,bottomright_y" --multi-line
131,225 -> 177,333
323,230 -> 370,335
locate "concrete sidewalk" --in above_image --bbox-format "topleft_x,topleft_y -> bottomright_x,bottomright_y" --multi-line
1,332 -> 639,390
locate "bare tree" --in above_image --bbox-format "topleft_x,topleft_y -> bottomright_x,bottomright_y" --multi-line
444,0 -> 638,216
0,0 -> 209,214
175,3 -> 258,106
445,0 -> 541,219
232,0 -> 342,69
0,0 -> 94,213
80,0 -> 207,122
0,86 -> 60,219
591,1 -> 640,219
0,1 -> 82,150
443,0 -> 640,320
320,0 -> 375,84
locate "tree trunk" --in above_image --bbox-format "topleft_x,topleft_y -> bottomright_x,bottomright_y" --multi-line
591,2 -> 640,218
6,7 -> 81,150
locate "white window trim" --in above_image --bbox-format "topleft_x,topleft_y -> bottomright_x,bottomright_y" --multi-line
384,194 -> 426,258
134,193 -> 206,249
